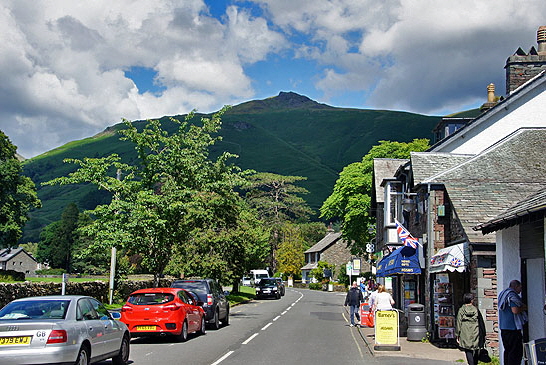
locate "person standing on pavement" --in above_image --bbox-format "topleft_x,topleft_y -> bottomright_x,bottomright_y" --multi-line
344,281 -> 363,327
373,284 -> 394,311
455,293 -> 486,365
498,279 -> 528,365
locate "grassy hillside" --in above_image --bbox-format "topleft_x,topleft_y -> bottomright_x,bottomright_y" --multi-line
21,92 -> 441,243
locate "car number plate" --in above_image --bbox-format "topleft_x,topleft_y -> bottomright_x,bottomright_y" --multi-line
0,336 -> 32,345
263,290 -> 270,293
136,325 -> 156,331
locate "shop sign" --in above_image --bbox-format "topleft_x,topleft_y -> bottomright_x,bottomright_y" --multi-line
374,310 -> 399,346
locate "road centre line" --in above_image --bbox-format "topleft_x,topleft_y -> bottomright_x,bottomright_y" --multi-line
242,333 -> 259,345
211,351 -> 234,365
281,310 -> 287,315
262,322 -> 272,330
273,315 -> 281,321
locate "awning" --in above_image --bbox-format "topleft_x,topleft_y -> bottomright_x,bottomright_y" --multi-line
429,242 -> 469,273
376,245 -> 421,277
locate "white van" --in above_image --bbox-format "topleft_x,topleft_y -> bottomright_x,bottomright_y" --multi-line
250,269 -> 269,285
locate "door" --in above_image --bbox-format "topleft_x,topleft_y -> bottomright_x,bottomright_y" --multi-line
89,298 -> 123,354
77,298 -> 106,356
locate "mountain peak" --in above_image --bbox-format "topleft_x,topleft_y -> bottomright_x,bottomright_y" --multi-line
230,91 -> 333,113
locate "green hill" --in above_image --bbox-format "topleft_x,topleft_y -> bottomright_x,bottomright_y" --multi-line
21,92 -> 441,243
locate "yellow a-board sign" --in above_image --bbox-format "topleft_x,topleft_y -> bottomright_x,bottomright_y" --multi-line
374,310 -> 400,351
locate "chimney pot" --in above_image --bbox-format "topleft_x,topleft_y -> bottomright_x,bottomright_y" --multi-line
538,26 -> 546,55
487,83 -> 495,103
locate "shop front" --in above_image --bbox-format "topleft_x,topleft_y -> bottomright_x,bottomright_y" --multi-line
376,245 -> 424,314
428,242 -> 470,341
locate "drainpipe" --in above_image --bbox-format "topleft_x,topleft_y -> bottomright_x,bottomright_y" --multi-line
425,183 -> 434,336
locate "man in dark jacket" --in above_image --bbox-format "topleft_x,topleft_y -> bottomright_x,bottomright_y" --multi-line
345,281 -> 364,327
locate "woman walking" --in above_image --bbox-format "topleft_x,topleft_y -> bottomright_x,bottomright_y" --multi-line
456,293 -> 486,365
373,284 -> 394,311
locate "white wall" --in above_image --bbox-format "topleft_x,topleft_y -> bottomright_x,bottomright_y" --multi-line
432,80 -> 546,154
496,226 -> 520,365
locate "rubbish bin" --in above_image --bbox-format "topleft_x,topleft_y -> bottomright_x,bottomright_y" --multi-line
407,303 -> 427,341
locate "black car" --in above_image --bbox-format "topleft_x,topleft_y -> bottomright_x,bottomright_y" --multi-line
272,277 -> 286,296
171,279 -> 229,330
255,278 -> 282,299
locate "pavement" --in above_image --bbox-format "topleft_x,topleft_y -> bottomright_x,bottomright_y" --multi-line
343,307 -> 466,364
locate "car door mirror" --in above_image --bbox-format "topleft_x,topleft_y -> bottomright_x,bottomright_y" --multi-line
110,312 -> 121,320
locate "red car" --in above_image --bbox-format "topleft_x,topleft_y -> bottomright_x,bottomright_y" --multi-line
120,288 -> 205,341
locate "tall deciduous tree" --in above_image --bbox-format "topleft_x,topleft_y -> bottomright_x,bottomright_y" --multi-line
45,108 -> 249,286
320,139 -> 429,253
0,130 -> 41,248
276,223 -> 305,279
36,202 -> 79,271
243,172 -> 314,273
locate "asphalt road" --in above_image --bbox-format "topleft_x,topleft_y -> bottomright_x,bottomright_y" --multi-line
97,289 -> 454,365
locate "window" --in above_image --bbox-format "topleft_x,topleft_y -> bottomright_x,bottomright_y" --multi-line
89,298 -> 110,320
384,181 -> 403,226
77,299 -> 98,321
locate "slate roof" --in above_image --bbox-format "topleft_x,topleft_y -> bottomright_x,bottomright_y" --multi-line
474,187 -> 546,234
411,152 -> 473,184
0,247 -> 35,262
304,231 -> 343,253
373,158 -> 408,203
421,128 -> 546,243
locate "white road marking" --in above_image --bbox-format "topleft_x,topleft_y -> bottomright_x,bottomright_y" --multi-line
281,310 -> 287,315
273,315 -> 281,321
211,351 -> 234,365
262,322 -> 272,330
242,333 -> 259,344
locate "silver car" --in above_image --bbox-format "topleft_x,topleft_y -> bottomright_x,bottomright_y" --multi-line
0,295 -> 130,365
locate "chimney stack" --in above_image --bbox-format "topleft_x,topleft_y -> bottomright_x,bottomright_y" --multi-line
480,83 -> 497,112
505,26 -> 546,94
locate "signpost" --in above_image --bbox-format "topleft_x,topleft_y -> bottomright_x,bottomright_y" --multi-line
61,273 -> 69,295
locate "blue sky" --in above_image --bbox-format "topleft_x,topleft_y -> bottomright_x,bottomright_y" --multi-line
1,0 -> 545,158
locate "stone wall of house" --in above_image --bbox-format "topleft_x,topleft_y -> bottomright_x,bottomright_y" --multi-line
320,241 -> 369,279
505,56 -> 546,94
475,265 -> 498,355
4,252 -> 38,275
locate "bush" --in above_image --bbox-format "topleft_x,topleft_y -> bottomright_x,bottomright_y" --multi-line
309,283 -> 322,290
0,270 -> 25,282
35,268 -> 67,275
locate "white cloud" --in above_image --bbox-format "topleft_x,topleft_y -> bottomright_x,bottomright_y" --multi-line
0,0 -> 286,158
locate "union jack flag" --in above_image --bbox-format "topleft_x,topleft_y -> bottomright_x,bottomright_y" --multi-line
395,219 -> 420,249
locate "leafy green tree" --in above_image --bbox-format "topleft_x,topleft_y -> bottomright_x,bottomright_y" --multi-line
243,172 -> 314,272
36,203 -> 80,271
320,139 -> 429,253
166,206 -> 269,292
310,260 -> 335,283
276,223 -> 305,279
0,130 -> 41,247
45,108 -> 249,286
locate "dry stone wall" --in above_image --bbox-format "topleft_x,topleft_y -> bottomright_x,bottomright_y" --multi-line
0,278 -> 175,308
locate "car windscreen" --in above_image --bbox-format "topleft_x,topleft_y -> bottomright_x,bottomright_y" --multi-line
256,274 -> 268,279
258,279 -> 276,286
127,293 -> 175,305
171,281 -> 208,295
0,299 -> 70,320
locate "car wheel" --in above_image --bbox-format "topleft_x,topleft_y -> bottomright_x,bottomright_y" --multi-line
75,345 -> 90,365
199,316 -> 206,335
221,307 -> 229,326
112,334 -> 130,365
176,320 -> 189,342
211,309 -> 220,330
276,293 -> 281,299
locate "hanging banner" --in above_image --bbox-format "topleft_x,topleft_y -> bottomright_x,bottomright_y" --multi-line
374,310 -> 400,351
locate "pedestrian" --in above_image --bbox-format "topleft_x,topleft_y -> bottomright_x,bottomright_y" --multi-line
344,281 -> 363,327
373,284 -> 394,311
360,279 -> 367,297
498,280 -> 528,365
455,293 -> 486,365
